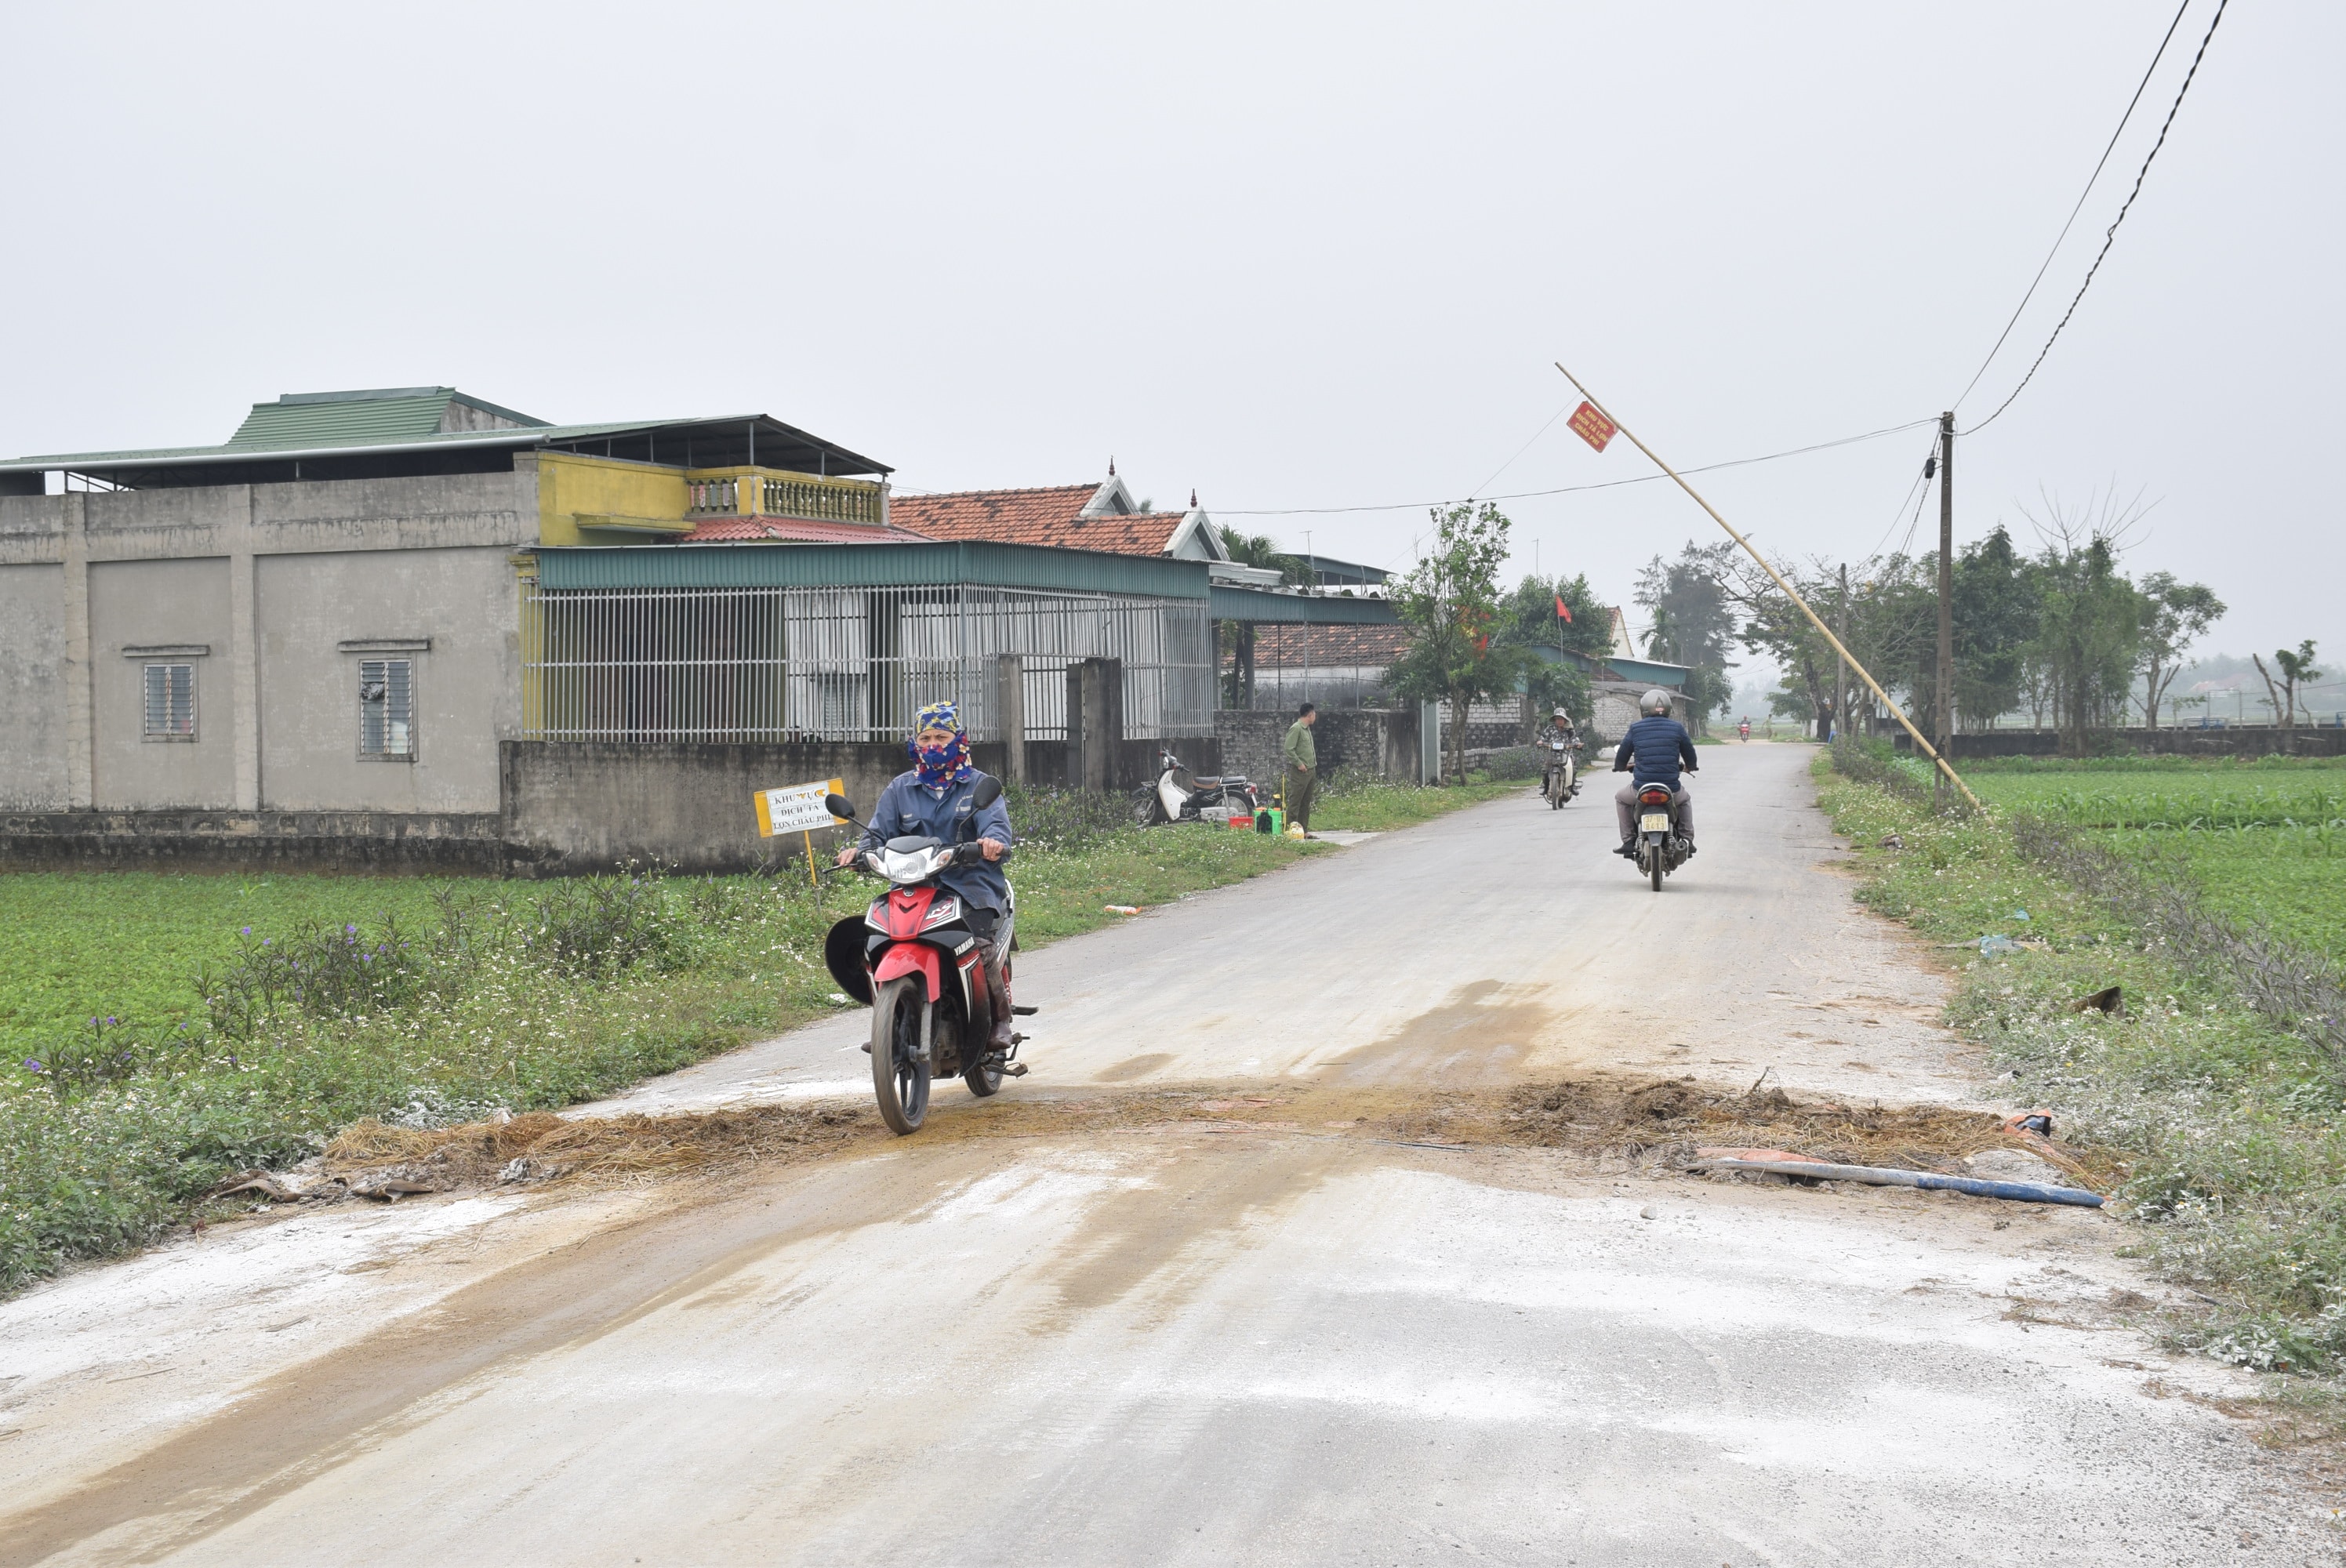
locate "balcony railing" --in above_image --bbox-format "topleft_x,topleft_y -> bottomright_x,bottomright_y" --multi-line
685,467 -> 884,526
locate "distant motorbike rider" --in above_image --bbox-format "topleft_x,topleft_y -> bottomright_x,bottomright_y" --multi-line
1540,708 -> 1581,799
1612,689 -> 1698,858
837,701 -> 1019,1051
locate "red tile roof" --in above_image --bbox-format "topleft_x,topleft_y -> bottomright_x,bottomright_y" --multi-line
889,485 -> 1184,557
1234,622 -> 1414,669
680,516 -> 936,544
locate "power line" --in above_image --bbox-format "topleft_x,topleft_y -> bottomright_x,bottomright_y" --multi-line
1952,0 -> 2194,411
1961,0 -> 2229,436
1215,416 -> 1936,517
1466,398 -> 1577,499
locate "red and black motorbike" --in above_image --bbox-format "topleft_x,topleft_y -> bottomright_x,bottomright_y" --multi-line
821,780 -> 1031,1135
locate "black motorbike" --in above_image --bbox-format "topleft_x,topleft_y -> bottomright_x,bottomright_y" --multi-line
1134,746 -> 1262,826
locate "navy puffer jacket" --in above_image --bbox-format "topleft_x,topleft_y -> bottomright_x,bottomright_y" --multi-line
1614,715 -> 1698,786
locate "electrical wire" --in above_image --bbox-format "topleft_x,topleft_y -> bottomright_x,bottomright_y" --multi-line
1215,416 -> 1937,517
1952,0 -> 2194,412
1466,398 -> 1578,499
1961,0 -> 2228,436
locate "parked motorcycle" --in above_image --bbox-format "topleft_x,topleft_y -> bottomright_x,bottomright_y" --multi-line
1540,736 -> 1583,809
1628,779 -> 1692,891
1134,746 -> 1262,826
821,778 -> 1034,1135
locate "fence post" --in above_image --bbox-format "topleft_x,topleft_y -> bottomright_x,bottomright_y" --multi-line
995,653 -> 1026,784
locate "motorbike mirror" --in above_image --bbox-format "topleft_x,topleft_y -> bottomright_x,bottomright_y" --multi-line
824,793 -> 857,822
969,774 -> 1003,811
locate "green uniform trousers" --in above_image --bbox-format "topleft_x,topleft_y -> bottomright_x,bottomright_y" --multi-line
1284,767 -> 1315,831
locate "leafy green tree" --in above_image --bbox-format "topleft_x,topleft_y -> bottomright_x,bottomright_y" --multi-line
1389,502 -> 1516,783
1492,571 -> 1611,732
2136,572 -> 2225,730
1949,526 -> 2039,730
1636,543 -> 1740,730
2030,533 -> 2142,757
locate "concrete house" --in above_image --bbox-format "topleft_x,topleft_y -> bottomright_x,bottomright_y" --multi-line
0,387 -> 895,865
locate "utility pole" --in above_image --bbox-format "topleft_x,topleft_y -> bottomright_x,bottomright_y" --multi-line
1836,562 -> 1850,743
1935,410 -> 1955,811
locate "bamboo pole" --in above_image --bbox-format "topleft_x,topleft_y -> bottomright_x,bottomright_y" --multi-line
1552,363 -> 1983,812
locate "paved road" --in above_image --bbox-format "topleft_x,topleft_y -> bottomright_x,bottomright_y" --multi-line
2,745 -> 2328,1565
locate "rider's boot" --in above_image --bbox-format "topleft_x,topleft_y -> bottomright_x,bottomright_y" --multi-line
984,953 -> 1017,1051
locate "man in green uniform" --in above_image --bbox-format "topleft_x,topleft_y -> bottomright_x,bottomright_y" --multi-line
1282,701 -> 1319,837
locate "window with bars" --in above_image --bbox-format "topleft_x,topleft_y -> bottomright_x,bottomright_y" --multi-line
143,663 -> 197,739
358,659 -> 416,758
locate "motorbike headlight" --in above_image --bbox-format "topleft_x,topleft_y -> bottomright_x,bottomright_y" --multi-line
881,848 -> 935,882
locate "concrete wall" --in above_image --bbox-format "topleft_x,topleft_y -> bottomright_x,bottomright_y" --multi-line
89,556 -> 236,809
0,564 -> 67,809
256,547 -> 518,812
0,470 -> 536,814
1215,709 -> 1421,786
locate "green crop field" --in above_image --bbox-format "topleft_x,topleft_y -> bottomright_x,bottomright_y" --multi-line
1953,757 -> 2346,960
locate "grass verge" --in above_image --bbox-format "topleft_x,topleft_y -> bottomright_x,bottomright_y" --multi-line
1813,750 -> 2346,1386
0,775 -> 1492,1293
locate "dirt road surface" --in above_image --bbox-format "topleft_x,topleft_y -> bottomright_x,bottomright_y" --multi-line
2,745 -> 2332,1565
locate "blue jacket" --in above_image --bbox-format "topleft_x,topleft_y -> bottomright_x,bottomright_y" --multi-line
858,771 -> 1015,912
1615,715 -> 1698,787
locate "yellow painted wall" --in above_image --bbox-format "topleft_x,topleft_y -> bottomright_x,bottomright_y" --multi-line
535,452 -> 691,546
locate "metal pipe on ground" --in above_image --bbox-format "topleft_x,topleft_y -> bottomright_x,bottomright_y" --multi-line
1690,1154 -> 2103,1207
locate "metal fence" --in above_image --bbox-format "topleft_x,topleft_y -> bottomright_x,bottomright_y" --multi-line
520,581 -> 1215,743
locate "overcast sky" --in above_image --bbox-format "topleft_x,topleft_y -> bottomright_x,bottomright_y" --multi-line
4,2 -> 2334,672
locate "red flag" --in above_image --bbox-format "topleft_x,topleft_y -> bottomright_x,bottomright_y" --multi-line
1567,401 -> 1617,452
1554,596 -> 1572,623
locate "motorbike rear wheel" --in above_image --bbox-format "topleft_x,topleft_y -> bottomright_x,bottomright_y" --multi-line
1650,841 -> 1666,892
870,975 -> 932,1134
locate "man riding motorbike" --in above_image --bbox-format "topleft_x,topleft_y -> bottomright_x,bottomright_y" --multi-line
1539,707 -> 1582,802
1613,688 -> 1698,858
837,701 -> 1019,1051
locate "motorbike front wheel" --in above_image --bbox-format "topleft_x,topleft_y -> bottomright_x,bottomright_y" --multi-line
871,975 -> 932,1134
1131,787 -> 1166,827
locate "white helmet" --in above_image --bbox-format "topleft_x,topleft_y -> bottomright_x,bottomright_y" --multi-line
1641,689 -> 1672,716
1552,707 -> 1571,720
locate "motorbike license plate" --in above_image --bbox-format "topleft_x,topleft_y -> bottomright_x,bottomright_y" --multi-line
1640,812 -> 1671,832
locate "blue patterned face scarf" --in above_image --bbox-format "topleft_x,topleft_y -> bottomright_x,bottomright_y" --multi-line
910,701 -> 975,789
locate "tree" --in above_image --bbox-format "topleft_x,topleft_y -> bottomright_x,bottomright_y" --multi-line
1493,571 -> 1609,736
1635,543 -> 1739,731
1215,527 -> 1310,708
2253,640 -> 2321,750
2136,572 -> 2225,730
1389,502 -> 1515,784
2030,532 -> 2141,757
1949,527 -> 2038,730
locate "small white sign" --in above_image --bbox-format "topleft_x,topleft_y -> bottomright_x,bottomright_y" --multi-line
754,777 -> 847,838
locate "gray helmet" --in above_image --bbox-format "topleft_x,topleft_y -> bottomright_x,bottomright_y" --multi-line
1552,707 -> 1571,720
1640,689 -> 1672,716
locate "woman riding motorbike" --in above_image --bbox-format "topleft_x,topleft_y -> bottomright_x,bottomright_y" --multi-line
836,702 -> 1019,1051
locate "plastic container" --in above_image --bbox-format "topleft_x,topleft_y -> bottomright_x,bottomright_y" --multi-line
1261,808 -> 1284,836
1226,813 -> 1255,829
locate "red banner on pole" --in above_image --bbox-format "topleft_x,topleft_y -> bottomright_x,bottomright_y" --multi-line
1567,401 -> 1617,453
1555,596 -> 1573,622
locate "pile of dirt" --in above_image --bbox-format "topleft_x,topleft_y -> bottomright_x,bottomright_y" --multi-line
1494,1075 -> 2110,1179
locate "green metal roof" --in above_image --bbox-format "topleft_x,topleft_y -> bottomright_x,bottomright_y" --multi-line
226,387 -> 548,448
1,410 -> 890,478
536,541 -> 1211,599
1207,586 -> 1400,624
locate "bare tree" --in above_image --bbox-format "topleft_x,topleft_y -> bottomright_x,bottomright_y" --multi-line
2253,640 -> 2321,753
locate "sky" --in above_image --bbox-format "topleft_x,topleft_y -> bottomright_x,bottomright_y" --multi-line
2,1 -> 2335,677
